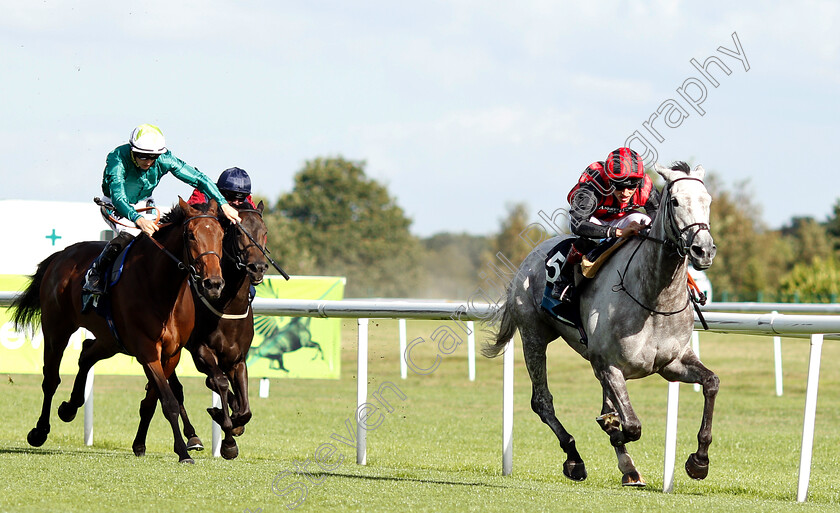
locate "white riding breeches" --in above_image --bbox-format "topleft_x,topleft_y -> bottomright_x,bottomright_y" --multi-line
99,197 -> 157,236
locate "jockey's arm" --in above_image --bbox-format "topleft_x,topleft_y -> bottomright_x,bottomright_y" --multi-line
568,186 -> 611,240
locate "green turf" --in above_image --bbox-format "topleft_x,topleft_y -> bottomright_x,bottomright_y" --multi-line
1,321 -> 840,512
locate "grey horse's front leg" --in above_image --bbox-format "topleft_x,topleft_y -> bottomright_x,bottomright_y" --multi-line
597,394 -> 645,486
660,353 -> 719,480
593,362 -> 646,486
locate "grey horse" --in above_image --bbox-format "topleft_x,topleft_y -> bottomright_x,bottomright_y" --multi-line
483,161 -> 718,487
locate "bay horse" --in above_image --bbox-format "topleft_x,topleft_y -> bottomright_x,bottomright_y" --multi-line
483,162 -> 718,486
132,202 -> 269,460
11,198 -> 226,463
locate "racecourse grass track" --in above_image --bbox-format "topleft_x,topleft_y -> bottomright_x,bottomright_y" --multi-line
1,321 -> 840,512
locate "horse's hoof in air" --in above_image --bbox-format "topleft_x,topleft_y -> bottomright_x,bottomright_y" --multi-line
563,459 -> 587,481
57,402 -> 77,423
221,440 -> 239,460
27,427 -> 49,447
133,445 -> 146,457
621,470 -> 646,487
685,453 -> 709,480
186,436 -> 204,451
179,457 -> 195,464
231,426 -> 245,437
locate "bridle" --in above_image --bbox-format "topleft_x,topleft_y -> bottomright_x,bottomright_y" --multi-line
635,177 -> 711,258
223,208 -> 266,272
147,214 -> 223,290
614,176 -> 710,316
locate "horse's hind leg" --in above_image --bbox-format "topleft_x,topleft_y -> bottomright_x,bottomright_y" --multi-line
169,371 -> 203,451
59,338 -> 118,423
522,332 -> 587,481
132,382 -> 158,456
28,329 -> 74,447
660,353 -> 719,480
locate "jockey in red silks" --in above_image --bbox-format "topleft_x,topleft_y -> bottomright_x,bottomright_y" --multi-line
188,167 -> 256,209
549,147 -> 661,303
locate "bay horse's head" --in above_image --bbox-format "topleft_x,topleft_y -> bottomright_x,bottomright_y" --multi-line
224,200 -> 269,285
654,162 -> 716,270
178,197 -> 226,299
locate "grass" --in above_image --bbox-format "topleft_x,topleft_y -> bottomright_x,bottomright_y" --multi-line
1,321 -> 840,512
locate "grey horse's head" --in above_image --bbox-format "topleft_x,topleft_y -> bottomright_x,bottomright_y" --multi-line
654,163 -> 716,270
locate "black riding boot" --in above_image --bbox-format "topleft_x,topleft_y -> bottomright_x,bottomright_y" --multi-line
550,246 -> 583,303
83,232 -> 135,296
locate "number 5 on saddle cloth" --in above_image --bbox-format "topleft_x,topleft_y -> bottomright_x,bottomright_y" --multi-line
540,237 -> 621,344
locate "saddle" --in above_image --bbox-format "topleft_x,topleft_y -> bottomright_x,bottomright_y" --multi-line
540,237 -> 625,345
80,241 -> 135,351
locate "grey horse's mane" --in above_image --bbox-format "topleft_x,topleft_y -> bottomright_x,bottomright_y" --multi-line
669,161 -> 690,173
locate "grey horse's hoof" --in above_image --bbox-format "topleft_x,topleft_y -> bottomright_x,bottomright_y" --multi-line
179,457 -> 195,464
27,427 -> 49,447
563,459 -> 587,481
685,452 -> 709,480
57,402 -> 77,423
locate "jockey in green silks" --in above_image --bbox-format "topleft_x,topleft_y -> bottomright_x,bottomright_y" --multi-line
82,124 -> 241,309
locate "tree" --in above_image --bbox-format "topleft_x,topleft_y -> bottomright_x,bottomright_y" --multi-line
488,202 -> 534,268
270,157 -> 422,297
703,174 -> 789,300
779,257 -> 840,302
780,216 -> 833,265
418,233 -> 490,299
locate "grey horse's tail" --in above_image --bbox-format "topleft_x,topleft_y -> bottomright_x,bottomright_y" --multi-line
481,284 -> 518,359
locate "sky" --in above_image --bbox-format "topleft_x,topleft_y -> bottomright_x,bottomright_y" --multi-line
1,1 -> 838,237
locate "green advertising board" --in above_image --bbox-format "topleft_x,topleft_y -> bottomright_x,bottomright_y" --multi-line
0,274 -> 344,379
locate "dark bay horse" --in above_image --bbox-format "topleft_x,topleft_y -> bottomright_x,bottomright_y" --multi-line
11,198 -> 225,463
483,162 -> 718,486
132,202 -> 269,460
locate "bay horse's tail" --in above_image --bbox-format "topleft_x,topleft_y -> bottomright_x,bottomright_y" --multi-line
10,253 -> 58,333
481,283 -> 518,359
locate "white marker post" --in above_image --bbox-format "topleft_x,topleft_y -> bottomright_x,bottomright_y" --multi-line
399,318 -> 407,380
357,318 -> 369,465
211,392 -> 222,457
83,368 -> 94,446
797,333 -> 823,503
502,337 -> 514,476
663,381 -> 680,493
467,320 -> 476,381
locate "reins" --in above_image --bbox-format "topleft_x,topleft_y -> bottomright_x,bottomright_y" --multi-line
613,176 -> 710,320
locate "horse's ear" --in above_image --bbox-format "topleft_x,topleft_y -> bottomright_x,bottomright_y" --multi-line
256,200 -> 265,214
206,198 -> 219,216
654,162 -> 672,181
692,164 -> 706,180
178,196 -> 194,215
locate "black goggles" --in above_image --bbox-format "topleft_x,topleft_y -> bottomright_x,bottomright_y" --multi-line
614,178 -> 642,190
223,191 -> 249,201
134,152 -> 159,161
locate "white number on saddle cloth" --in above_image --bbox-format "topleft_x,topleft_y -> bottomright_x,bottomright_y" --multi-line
545,252 -> 566,283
